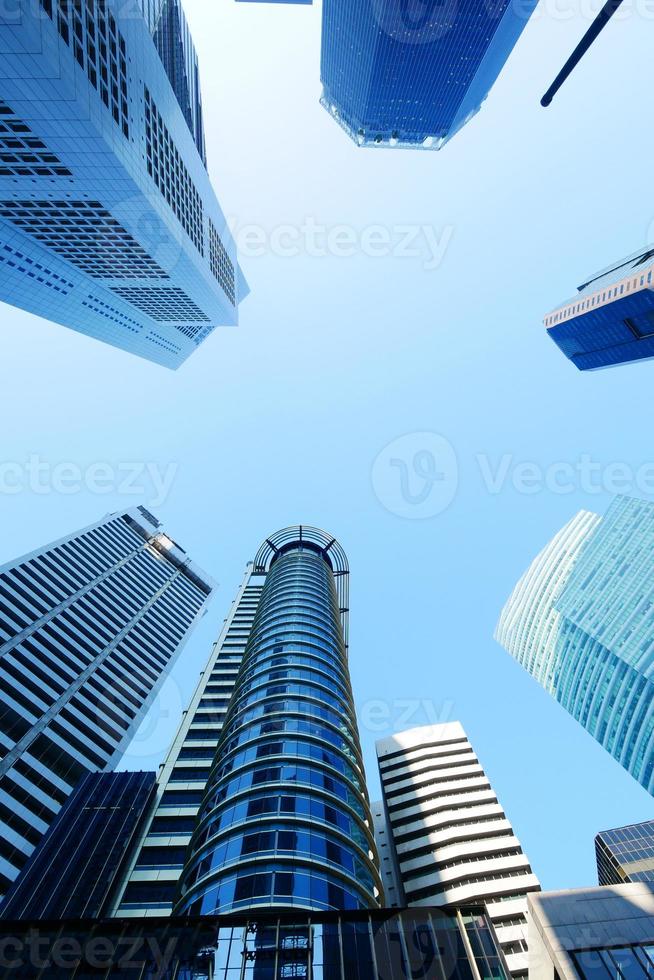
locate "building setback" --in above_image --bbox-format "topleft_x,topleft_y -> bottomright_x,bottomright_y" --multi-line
0,506 -> 214,899
320,0 -> 538,150
375,723 -> 540,979
112,564 -> 264,916
0,0 -> 247,368
496,495 -> 654,795
545,247 -> 654,370
596,820 -> 654,886
139,0 -> 206,162
0,771 -> 156,920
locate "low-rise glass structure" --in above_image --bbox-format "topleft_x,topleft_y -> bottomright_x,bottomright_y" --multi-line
0,907 -> 510,979
596,821 -> 654,886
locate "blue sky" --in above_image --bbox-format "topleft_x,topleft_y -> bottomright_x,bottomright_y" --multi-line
1,0 -> 653,891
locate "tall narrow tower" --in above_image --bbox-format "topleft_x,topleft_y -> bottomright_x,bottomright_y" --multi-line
172,527 -> 382,915
0,507 -> 214,900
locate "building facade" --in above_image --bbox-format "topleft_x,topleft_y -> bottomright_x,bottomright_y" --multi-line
113,563 -> 264,916
0,771 -> 156,920
171,526 -> 382,916
0,506 -> 214,900
139,0 -> 206,162
496,495 -> 654,796
545,247 -> 654,370
0,907 -> 511,980
320,0 -> 538,150
113,526 -> 382,920
528,884 -> 654,980
375,723 -> 540,978
596,821 -> 654,886
0,0 -> 246,369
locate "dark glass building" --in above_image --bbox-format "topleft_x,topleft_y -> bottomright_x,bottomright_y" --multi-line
320,0 -> 538,150
174,527 -> 383,916
0,772 -> 155,920
596,821 -> 654,886
0,907 -> 511,980
545,247 -> 654,370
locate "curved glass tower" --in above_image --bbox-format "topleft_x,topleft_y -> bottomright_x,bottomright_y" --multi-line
175,527 -> 382,915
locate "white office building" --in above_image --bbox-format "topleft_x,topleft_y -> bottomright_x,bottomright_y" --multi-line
375,722 -> 540,978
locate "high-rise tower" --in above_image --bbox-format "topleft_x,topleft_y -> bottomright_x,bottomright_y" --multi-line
545,246 -> 654,370
0,506 -> 214,899
320,0 -> 538,150
0,0 -> 246,368
496,495 -> 654,795
161,527 -> 382,915
114,527 -> 382,919
375,723 -> 540,978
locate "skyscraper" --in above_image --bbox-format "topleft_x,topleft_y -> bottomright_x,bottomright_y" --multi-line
119,527 -> 381,915
114,526 -> 382,918
496,495 -> 654,795
375,723 -> 540,979
0,506 -> 215,899
0,771 -> 156,920
596,821 -> 654,887
545,246 -> 654,370
320,0 -> 538,150
0,0 -> 246,369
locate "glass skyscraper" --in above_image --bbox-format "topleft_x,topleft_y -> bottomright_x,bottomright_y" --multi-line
0,0 -> 246,368
374,723 -> 540,979
113,526 -> 382,919
596,821 -> 654,886
0,506 -> 215,900
496,495 -> 654,795
0,771 -> 156,920
139,0 -> 206,163
320,0 -> 538,150
545,246 -> 654,370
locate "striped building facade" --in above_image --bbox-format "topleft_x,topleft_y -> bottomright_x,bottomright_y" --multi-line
375,723 -> 540,978
0,506 -> 214,899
